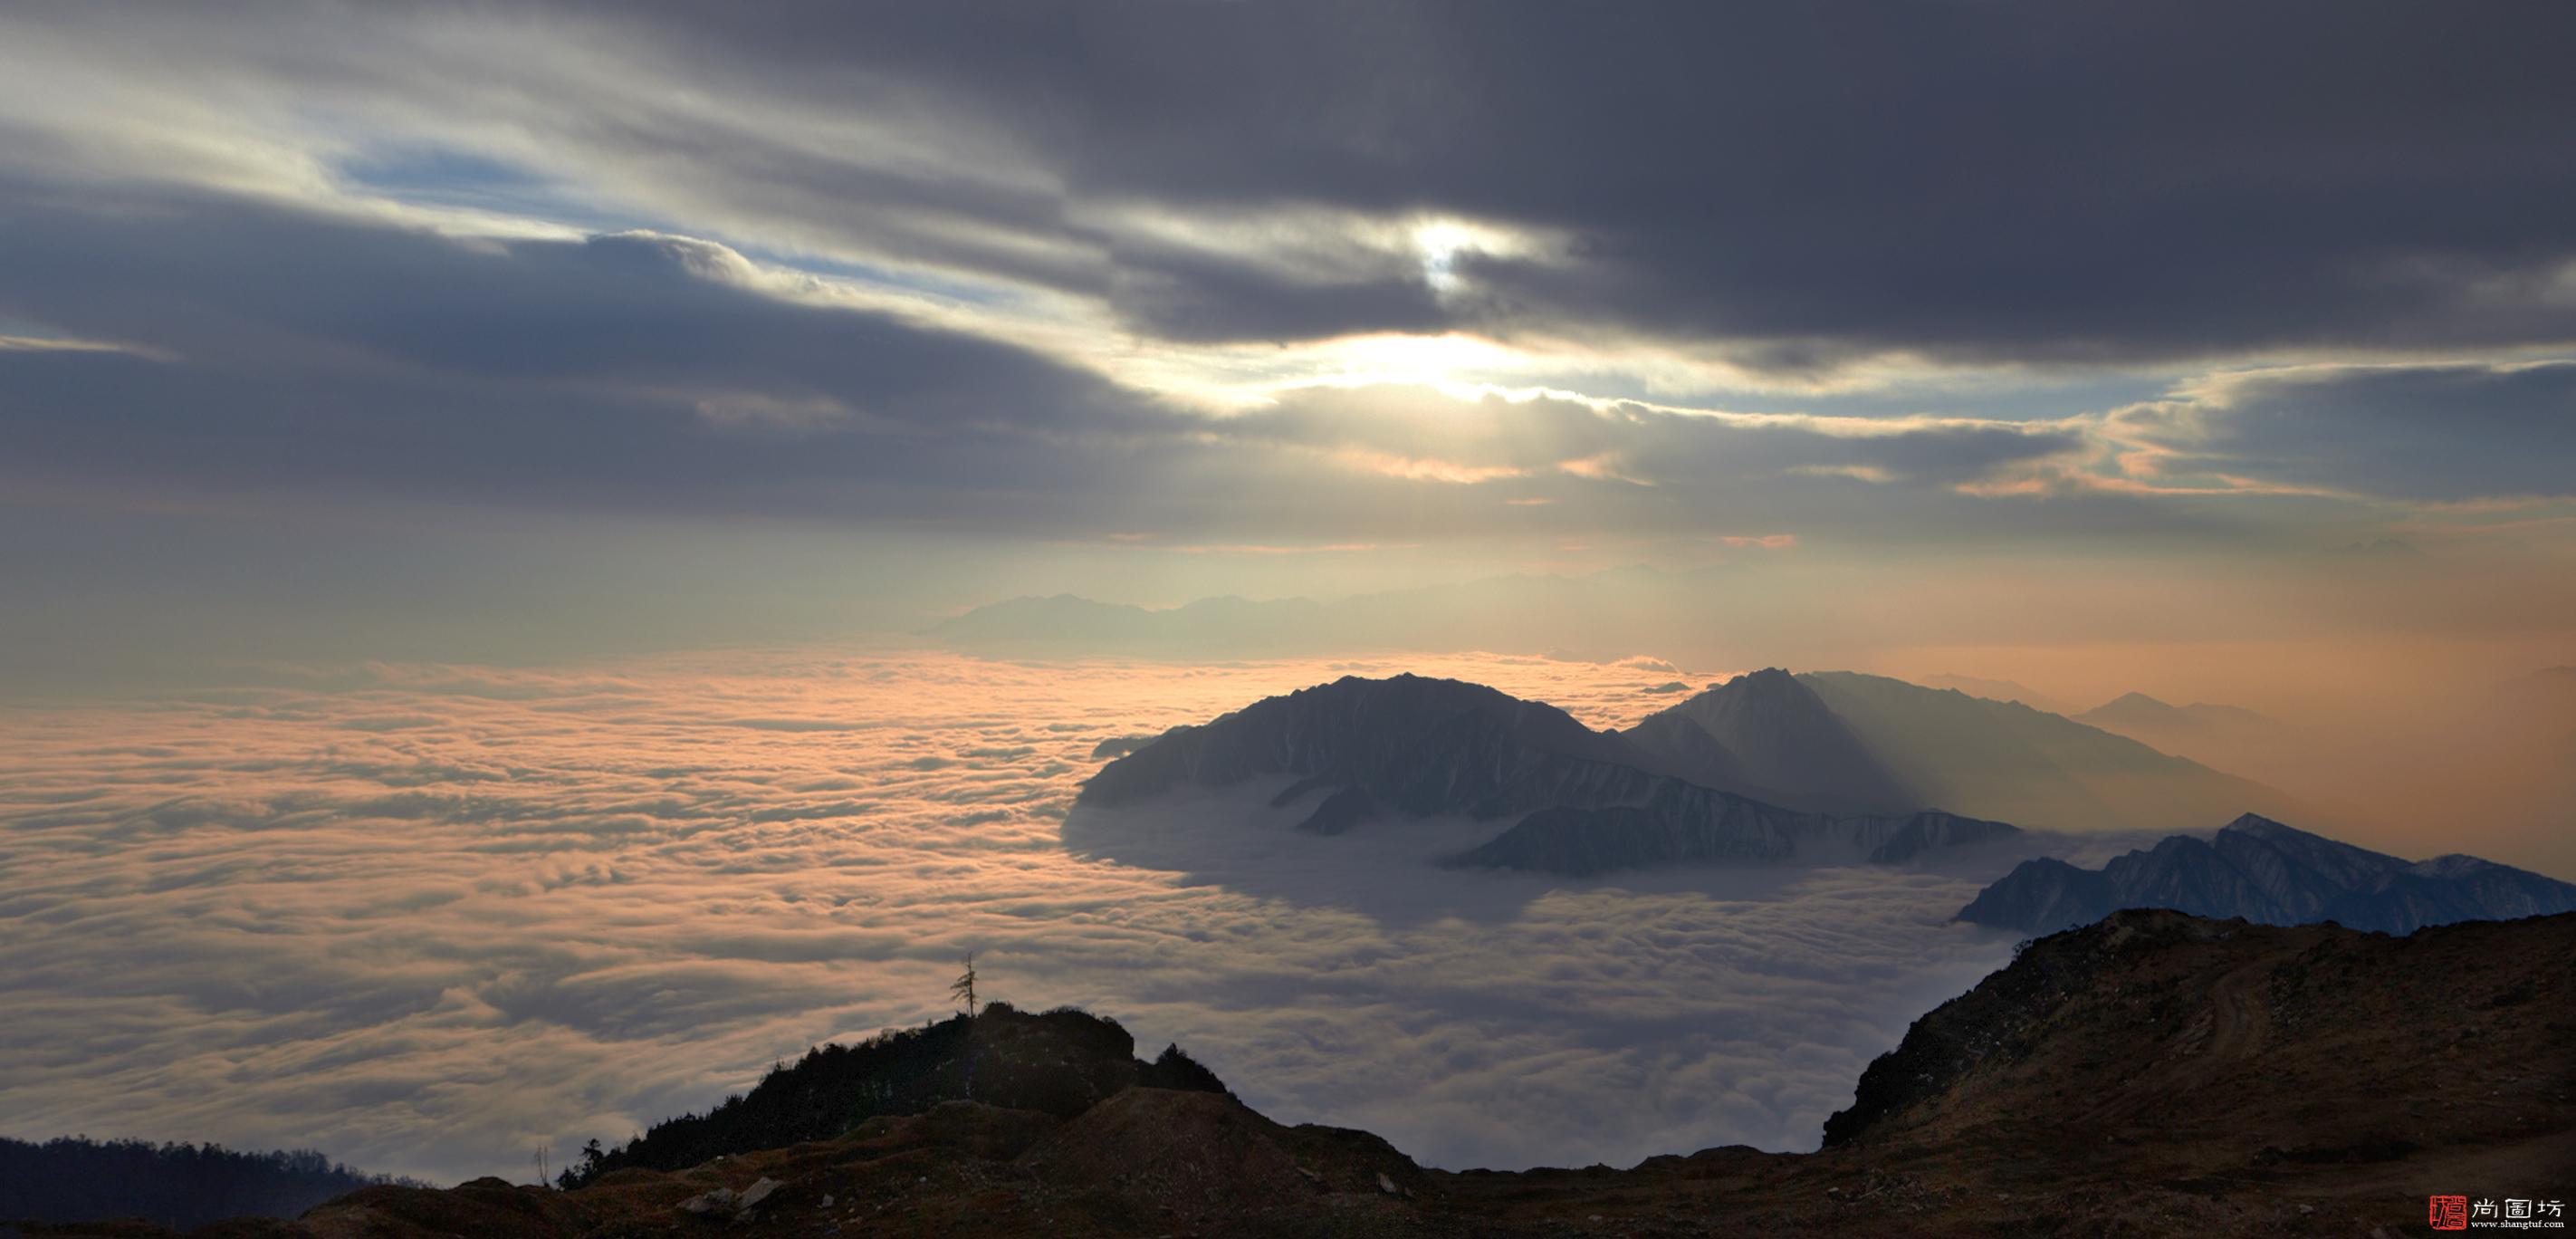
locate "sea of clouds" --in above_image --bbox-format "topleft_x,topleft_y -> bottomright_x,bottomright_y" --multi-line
0,648 -> 2140,1184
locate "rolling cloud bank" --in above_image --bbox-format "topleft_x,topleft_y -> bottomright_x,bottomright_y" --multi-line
0,648 -> 2179,1185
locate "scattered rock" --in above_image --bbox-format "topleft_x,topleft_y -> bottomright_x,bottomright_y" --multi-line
676,1177 -> 782,1220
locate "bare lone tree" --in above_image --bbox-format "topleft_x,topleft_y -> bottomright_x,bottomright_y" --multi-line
950,952 -> 979,1019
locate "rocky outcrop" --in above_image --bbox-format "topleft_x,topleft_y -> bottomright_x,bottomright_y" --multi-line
1288,785 -> 1379,835
1821,908 -> 2224,1148
1851,811 -> 2025,863
2321,853 -> 2576,934
1088,734 -> 1161,760
1958,813 -> 2576,935
555,1002 -> 1222,1188
1948,855 -> 2112,932
1823,908 -> 2576,1174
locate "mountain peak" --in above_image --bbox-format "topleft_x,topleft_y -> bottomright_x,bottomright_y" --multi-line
1621,668 -> 1917,815
2218,812 -> 2298,837
2075,691 -> 2186,726
2408,853 -> 2501,879
1076,673 -> 1642,819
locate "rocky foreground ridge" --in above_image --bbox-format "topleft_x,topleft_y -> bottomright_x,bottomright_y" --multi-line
32,910 -> 2573,1238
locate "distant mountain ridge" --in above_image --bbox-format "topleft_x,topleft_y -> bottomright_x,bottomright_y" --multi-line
0,1137 -> 412,1231
1079,670 -> 2292,874
1077,673 -> 2033,877
1912,673 -> 2073,715
925,567 -> 1721,659
1621,668 -> 1913,814
2076,691 -> 2266,731
1958,813 -> 2576,935
1623,669 -> 2279,833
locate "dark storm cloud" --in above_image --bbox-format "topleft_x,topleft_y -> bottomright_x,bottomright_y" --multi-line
536,0 -> 2576,367
0,183 -> 1184,523
0,187 -> 1152,437
1108,253 -> 1450,345
2127,362 -> 2576,501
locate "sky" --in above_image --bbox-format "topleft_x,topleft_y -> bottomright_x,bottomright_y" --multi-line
1,0 -> 2572,1187
1,2 -> 2572,698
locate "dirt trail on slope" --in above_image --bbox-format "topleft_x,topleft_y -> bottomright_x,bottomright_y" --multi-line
2198,959 -> 2268,1065
2075,958 -> 2270,1131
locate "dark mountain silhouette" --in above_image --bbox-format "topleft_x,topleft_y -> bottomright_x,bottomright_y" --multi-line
1820,910 -> 2576,1186
1087,734 -> 1158,760
61,910 -> 2574,1238
1078,674 -> 1652,822
0,1137 -> 410,1232
1958,813 -> 2576,935
1078,673 -> 2021,875
1087,667 -> 2276,841
552,1002 -> 1225,1190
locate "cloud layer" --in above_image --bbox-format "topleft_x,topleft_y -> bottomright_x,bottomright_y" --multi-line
0,649 -> 2097,1183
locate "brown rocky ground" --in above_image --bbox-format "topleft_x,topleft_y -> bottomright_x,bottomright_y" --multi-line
25,910 -> 2572,1238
